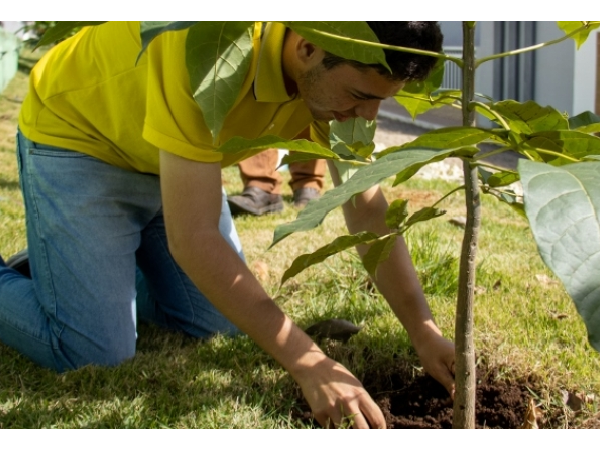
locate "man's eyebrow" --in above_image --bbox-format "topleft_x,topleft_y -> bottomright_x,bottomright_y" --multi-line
352,90 -> 386,100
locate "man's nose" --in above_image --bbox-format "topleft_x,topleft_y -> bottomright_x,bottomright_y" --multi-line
356,99 -> 381,121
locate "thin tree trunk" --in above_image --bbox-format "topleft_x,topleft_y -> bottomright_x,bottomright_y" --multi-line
453,22 -> 479,429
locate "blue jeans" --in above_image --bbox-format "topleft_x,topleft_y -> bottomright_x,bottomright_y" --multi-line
0,131 -> 244,371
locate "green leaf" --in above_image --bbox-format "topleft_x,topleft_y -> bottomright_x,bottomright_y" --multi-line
557,21 -> 600,49
281,22 -> 389,71
354,142 -> 377,159
35,21 -> 107,48
330,117 -> 376,182
139,21 -> 198,61
280,152 -> 328,166
363,235 -> 397,279
519,160 -> 600,351
478,167 -> 494,184
281,232 -> 378,284
488,170 -> 520,187
330,118 -> 376,149
522,131 -> 600,165
186,22 -> 254,142
490,100 -> 569,135
379,127 -> 493,157
393,146 -> 477,186
272,147 -> 475,246
499,191 -> 526,218
482,187 -> 525,218
404,206 -> 446,228
377,127 -> 485,183
385,199 -> 409,230
569,111 -> 600,134
394,90 -> 458,120
394,59 -> 456,119
329,117 -> 376,163
218,135 -> 338,159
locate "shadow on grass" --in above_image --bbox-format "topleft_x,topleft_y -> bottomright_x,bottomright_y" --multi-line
0,320 -> 421,428
0,323 -> 301,428
0,178 -> 20,191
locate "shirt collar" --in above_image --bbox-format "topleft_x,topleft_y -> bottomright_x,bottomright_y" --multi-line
253,22 -> 295,103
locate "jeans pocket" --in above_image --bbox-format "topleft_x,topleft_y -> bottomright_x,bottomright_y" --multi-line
28,144 -> 90,159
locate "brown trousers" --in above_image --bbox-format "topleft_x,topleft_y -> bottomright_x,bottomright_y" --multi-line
238,149 -> 327,195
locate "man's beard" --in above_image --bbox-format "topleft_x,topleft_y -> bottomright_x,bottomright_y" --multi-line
296,64 -> 332,122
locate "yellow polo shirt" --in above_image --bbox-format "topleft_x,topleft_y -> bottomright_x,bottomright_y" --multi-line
19,21 -> 330,174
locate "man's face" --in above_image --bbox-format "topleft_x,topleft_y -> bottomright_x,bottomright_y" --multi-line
296,62 -> 404,123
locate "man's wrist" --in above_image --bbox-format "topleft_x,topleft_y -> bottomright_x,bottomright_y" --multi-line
285,344 -> 332,383
409,320 -> 444,352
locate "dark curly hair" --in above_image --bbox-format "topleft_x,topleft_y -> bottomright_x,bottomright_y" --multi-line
321,22 -> 443,82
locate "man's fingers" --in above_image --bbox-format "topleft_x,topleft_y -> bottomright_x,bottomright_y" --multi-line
313,403 -> 386,429
358,400 -> 386,429
314,411 -> 344,429
437,364 -> 456,398
350,411 -> 370,429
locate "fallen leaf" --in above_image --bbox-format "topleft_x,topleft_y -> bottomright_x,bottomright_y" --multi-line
251,260 -> 269,282
520,397 -> 542,429
562,390 -> 594,413
449,216 -> 467,228
535,274 -> 559,286
305,318 -> 362,343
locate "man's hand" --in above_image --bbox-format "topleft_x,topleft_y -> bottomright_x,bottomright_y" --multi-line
296,357 -> 386,429
413,331 -> 456,398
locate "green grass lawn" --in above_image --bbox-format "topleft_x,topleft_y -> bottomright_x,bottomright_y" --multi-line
1,56 -> 599,429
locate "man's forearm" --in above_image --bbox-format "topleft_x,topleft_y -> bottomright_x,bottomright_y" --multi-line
159,150 -> 329,381
339,183 -> 442,347
170,228 -> 330,380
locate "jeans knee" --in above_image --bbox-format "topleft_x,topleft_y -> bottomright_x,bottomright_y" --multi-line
57,334 -> 136,370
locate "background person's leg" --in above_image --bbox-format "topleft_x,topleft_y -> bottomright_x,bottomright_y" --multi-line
288,159 -> 327,193
0,132 -> 161,371
135,189 -> 244,337
228,150 -> 284,216
237,149 -> 282,194
288,158 -> 326,208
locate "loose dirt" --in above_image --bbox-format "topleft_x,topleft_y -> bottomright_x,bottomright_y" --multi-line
366,366 -> 530,429
291,359 -> 578,429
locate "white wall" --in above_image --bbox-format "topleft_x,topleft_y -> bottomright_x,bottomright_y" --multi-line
573,28 -> 598,115
533,22 -> 575,114
533,23 -> 597,116
474,22 -> 495,100
475,22 -> 598,123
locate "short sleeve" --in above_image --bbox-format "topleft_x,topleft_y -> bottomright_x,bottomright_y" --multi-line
142,29 -> 224,163
309,120 -> 331,149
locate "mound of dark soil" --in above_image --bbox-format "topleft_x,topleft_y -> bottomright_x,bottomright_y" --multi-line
366,369 -> 529,429
292,361 -> 557,429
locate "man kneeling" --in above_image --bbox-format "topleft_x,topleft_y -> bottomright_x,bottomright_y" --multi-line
0,21 -> 454,429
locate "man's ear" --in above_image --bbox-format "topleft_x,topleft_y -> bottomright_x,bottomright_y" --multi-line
295,37 -> 324,68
